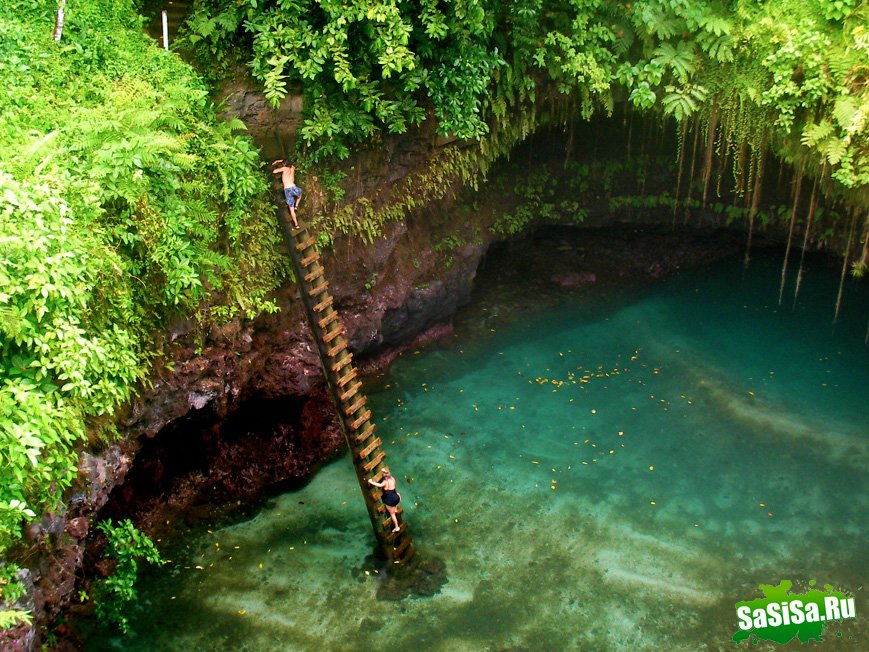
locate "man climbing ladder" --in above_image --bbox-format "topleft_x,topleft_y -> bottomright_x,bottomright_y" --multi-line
270,167 -> 415,566
272,159 -> 302,228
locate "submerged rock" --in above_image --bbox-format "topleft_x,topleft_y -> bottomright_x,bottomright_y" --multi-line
552,271 -> 597,287
376,554 -> 449,601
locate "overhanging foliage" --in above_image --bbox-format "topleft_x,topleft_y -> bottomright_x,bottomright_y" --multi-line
0,0 -> 285,565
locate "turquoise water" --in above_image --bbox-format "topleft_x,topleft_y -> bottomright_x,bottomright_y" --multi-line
85,249 -> 867,650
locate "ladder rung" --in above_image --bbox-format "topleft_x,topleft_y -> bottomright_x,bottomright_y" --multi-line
336,368 -> 358,388
323,325 -> 345,344
290,225 -> 305,237
355,422 -> 375,444
350,410 -> 377,430
295,237 -> 316,252
393,536 -> 412,558
363,450 -> 385,472
308,281 -> 329,297
314,296 -> 333,313
338,380 -> 361,402
344,396 -> 366,416
332,353 -> 353,373
358,437 -> 381,460
387,522 -> 408,541
303,269 -> 321,283
318,310 -> 339,329
397,543 -> 415,564
300,252 -> 319,267
327,339 -> 347,358
380,507 -> 403,523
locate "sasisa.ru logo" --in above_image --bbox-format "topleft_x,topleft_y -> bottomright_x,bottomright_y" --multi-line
733,580 -> 856,645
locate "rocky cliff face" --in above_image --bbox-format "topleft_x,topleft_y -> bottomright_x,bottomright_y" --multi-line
14,88 -> 493,648
16,86 -> 773,649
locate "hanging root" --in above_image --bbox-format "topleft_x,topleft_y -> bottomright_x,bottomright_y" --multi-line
793,168 -> 822,309
833,210 -> 858,324
744,142 -> 766,269
701,103 -> 719,209
779,166 -> 803,305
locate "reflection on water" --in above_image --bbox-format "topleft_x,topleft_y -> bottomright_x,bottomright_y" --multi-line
84,248 -> 867,651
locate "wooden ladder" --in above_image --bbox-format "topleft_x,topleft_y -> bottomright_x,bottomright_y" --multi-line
274,198 -> 415,566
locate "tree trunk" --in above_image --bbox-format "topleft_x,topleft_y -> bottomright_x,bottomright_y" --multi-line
53,0 -> 66,42
625,104 -> 633,162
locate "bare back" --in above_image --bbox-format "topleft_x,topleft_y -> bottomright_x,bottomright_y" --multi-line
274,165 -> 295,188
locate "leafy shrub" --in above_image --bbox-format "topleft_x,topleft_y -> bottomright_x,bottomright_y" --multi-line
0,0 -> 284,560
92,519 -> 162,634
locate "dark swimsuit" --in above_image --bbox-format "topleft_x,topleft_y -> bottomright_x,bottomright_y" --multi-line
382,489 -> 400,507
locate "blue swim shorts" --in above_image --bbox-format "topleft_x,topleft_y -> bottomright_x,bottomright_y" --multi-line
284,185 -> 302,208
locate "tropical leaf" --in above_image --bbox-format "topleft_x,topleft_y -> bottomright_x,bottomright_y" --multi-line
662,84 -> 708,120
698,13 -> 732,37
697,32 -> 734,62
832,96 -> 864,134
801,120 -> 835,147
651,41 -> 696,82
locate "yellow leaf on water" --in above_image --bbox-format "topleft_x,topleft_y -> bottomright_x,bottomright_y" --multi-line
649,466 -> 654,471
258,563 -> 263,569
531,461 -> 539,464
238,610 -> 247,616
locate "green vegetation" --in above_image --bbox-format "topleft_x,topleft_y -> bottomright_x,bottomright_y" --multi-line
0,563 -> 30,630
0,0 -> 285,584
182,0 -> 867,288
491,167 -> 589,236
91,519 -> 163,633
1,0 -> 867,632
184,1 -> 866,192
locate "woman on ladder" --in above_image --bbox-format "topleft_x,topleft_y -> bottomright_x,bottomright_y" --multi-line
368,468 -> 401,532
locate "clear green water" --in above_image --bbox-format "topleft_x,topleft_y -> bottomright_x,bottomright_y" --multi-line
85,251 -> 867,651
